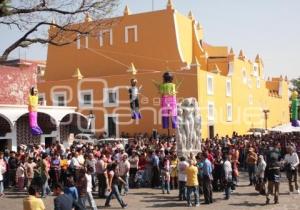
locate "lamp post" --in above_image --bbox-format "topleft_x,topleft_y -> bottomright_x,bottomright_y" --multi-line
263,109 -> 270,130
88,111 -> 95,134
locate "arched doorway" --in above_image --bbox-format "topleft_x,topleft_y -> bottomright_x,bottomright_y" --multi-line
59,113 -> 88,144
16,112 -> 57,146
0,114 -> 13,151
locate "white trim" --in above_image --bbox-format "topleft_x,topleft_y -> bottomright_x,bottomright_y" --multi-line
226,78 -> 232,97
79,89 -> 94,108
172,12 -> 185,62
76,33 -> 81,49
228,62 -> 234,76
99,29 -> 113,47
104,114 -> 119,137
208,101 -> 214,122
125,25 -> 138,43
103,88 -> 119,107
52,91 -> 67,107
207,74 -> 214,96
85,35 -> 88,48
226,103 -> 233,122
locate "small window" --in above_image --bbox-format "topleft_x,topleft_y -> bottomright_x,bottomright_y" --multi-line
256,79 -> 261,88
228,62 -> 234,76
99,29 -> 113,47
76,33 -> 81,49
226,104 -> 233,122
207,75 -> 214,96
38,93 -> 46,105
242,68 -> 247,84
53,92 -> 66,106
85,35 -> 88,48
253,64 -> 259,77
208,102 -> 214,121
226,79 -> 232,97
79,90 -> 93,107
104,88 -> 119,107
125,25 -> 138,43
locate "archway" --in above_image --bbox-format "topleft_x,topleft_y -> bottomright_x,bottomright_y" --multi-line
0,114 -> 13,151
15,112 -> 57,146
59,113 -> 88,143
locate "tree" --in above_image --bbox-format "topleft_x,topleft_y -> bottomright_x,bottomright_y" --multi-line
290,77 -> 300,94
0,0 -> 120,62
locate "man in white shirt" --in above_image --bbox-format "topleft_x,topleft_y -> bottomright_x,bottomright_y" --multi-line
85,167 -> 97,210
178,157 -> 189,201
118,154 -> 130,195
284,146 -> 300,194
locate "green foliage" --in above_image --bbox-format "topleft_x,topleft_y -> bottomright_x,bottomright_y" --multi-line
290,77 -> 300,94
0,0 -> 9,16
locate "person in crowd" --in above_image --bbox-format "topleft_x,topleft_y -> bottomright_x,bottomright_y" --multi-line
265,156 -> 281,204
202,152 -> 213,204
161,155 -> 171,194
53,183 -> 80,210
50,153 -> 61,188
185,159 -> 200,207
24,157 -> 36,188
76,168 -> 87,208
223,155 -> 233,200
85,166 -> 98,210
8,151 -> 18,187
178,156 -> 189,201
64,176 -> 78,201
96,154 -> 108,198
0,160 -> 5,197
39,153 -> 50,197
128,150 -> 139,188
85,153 -> 97,191
246,147 -> 258,186
119,154 -> 130,195
256,155 -> 266,195
284,146 -> 300,194
170,153 -> 178,190
151,150 -> 160,188
60,155 -> 69,186
23,185 -> 45,210
105,163 -> 128,208
16,162 -> 25,191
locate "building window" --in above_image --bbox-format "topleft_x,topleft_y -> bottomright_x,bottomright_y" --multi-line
125,25 -> 138,43
99,29 -> 113,47
248,78 -> 252,88
249,95 -> 253,105
256,79 -> 261,88
38,93 -> 46,105
226,104 -> 233,122
79,90 -> 93,107
77,33 -> 81,49
228,62 -> 234,76
242,68 -> 247,84
253,63 -> 259,77
226,79 -> 232,97
208,102 -> 214,121
85,35 -> 88,48
207,75 -> 214,96
53,92 -> 66,106
104,88 -> 119,107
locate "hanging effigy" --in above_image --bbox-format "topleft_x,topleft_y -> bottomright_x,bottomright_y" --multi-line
154,72 -> 179,129
28,87 -> 43,135
129,78 -> 142,119
291,91 -> 299,127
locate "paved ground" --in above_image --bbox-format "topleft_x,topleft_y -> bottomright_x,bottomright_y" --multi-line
1,172 -> 300,210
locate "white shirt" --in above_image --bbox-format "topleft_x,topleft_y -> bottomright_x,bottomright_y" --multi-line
284,152 -> 300,168
223,160 -> 232,181
0,165 -> 4,181
86,174 -> 93,192
178,161 -> 189,182
119,160 -> 130,176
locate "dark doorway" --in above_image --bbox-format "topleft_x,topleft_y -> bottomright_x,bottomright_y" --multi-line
45,137 -> 54,148
107,117 -> 117,137
0,139 -> 8,152
209,125 -> 214,139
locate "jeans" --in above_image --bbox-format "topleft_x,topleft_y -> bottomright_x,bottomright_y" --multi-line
178,181 -> 187,200
42,179 -> 51,197
97,173 -> 107,198
86,191 -> 97,210
105,184 -> 126,207
0,181 -> 4,194
186,186 -> 200,206
162,180 -> 170,194
121,175 -> 129,194
266,181 -> 280,203
287,169 -> 298,192
224,181 -> 232,199
248,165 -> 256,185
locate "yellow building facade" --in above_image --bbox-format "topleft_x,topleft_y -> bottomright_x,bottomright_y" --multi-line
38,2 -> 289,139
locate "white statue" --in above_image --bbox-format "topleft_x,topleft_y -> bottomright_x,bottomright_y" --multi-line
176,97 -> 202,157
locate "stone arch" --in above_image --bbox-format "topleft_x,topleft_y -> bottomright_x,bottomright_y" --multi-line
0,113 -> 13,137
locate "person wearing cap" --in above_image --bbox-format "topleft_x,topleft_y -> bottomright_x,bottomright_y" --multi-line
284,146 -> 300,194
185,159 -> 200,207
246,147 -> 258,186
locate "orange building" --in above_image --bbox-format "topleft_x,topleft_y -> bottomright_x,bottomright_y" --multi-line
38,1 -> 289,140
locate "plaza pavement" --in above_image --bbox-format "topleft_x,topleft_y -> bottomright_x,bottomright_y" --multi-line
1,172 -> 300,210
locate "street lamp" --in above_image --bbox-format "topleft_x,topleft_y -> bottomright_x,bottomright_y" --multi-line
87,111 -> 95,133
263,109 -> 270,130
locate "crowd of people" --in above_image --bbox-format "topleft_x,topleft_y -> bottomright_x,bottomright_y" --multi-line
0,131 -> 300,209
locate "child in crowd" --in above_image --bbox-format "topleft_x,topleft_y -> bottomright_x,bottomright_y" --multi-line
16,162 -> 25,191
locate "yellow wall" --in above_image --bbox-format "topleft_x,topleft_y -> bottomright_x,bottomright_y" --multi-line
39,5 -> 290,139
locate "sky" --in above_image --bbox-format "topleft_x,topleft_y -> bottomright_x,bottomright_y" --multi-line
0,0 -> 299,79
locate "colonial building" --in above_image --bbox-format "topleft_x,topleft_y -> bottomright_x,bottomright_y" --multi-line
38,1 -> 289,139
